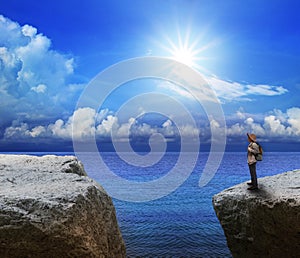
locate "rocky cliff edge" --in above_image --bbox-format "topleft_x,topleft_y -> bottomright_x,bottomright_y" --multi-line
213,170 -> 300,258
0,154 -> 126,258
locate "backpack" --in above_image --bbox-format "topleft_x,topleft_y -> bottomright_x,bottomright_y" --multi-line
255,142 -> 263,161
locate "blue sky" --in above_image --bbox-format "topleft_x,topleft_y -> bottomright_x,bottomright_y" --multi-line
0,0 -> 300,151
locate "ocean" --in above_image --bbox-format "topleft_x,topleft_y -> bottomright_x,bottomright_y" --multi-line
5,151 -> 300,257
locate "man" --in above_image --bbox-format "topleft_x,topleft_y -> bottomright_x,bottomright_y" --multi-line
247,133 -> 260,190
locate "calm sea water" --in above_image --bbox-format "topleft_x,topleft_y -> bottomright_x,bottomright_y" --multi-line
5,152 -> 300,257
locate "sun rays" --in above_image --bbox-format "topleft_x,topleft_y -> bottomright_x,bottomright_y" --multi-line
153,25 -> 217,72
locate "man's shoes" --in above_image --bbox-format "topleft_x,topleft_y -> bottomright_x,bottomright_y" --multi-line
247,186 -> 258,190
247,182 -> 253,185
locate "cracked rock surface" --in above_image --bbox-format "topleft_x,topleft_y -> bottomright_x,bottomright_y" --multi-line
0,154 -> 125,258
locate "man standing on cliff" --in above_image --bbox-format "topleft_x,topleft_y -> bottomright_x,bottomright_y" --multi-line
247,133 -> 260,190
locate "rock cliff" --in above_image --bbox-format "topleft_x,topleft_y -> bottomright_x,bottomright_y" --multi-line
213,170 -> 300,258
0,154 -> 126,258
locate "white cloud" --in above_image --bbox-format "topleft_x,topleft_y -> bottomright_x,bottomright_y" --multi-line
227,107 -> 300,140
31,84 -> 47,93
96,115 -> 119,137
4,123 -> 29,139
226,123 -> 245,136
4,123 -> 46,139
3,107 -> 97,140
28,125 -> 46,137
156,74 -> 288,103
273,109 -> 288,123
65,58 -> 74,74
286,107 -> 300,135
4,107 -> 202,142
49,107 -> 96,140
4,106 -> 300,143
206,77 -> 246,100
205,76 -> 288,102
21,24 -> 37,38
0,15 -> 78,125
263,115 -> 287,136
246,84 -> 288,96
236,109 -> 246,119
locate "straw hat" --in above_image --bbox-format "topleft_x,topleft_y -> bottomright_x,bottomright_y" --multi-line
247,133 -> 257,142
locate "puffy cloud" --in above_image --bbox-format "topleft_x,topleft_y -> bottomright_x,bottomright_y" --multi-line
96,115 -> 119,137
21,24 -> 37,38
29,125 -> 46,137
236,109 -> 247,119
4,123 -> 30,139
227,107 -> 300,140
0,15 -> 78,125
49,107 -> 96,140
5,107 -> 97,140
245,118 -> 265,136
31,84 -> 47,93
263,115 -> 287,136
286,107 -> 300,135
3,107 -> 201,142
4,106 -> 300,144
4,123 -> 46,139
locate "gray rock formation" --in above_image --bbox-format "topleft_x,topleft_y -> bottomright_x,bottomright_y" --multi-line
0,154 -> 126,258
213,170 -> 300,258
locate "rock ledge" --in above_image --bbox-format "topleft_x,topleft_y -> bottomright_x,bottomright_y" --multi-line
213,170 -> 300,258
0,154 -> 126,258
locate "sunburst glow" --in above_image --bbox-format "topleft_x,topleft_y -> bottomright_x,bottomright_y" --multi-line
156,27 -> 217,71
170,46 -> 198,67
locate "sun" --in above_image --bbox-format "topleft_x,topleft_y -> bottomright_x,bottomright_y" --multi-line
154,27 -> 216,71
169,45 -> 198,67
162,30 -> 201,68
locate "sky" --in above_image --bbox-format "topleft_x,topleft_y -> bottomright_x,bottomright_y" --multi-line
0,0 -> 300,152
